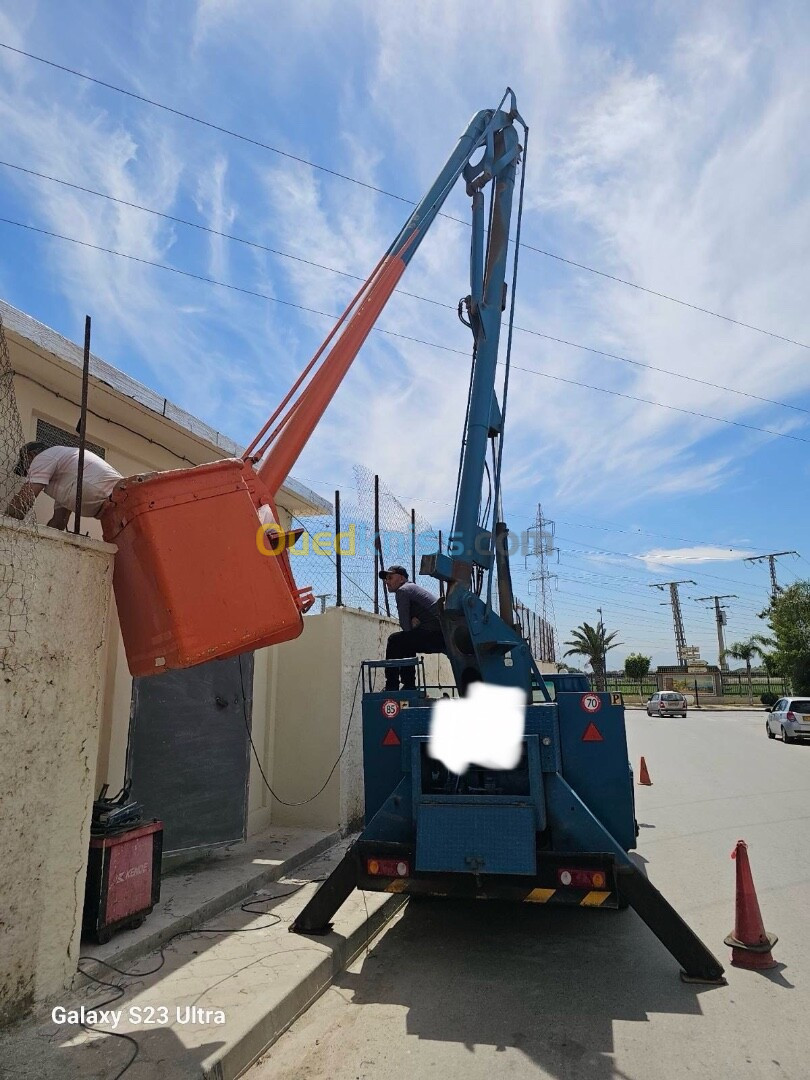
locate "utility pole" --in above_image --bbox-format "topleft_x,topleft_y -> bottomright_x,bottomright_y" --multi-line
744,551 -> 799,605
694,595 -> 736,670
527,503 -> 558,663
649,581 -> 696,667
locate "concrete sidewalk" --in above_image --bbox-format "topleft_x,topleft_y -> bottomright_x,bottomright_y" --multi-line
80,824 -> 341,973
0,835 -> 404,1080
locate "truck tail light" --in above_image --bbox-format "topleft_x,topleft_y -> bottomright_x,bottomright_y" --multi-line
557,867 -> 607,889
366,857 -> 410,878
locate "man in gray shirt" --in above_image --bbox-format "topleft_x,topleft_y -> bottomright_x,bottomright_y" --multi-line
380,565 -> 445,691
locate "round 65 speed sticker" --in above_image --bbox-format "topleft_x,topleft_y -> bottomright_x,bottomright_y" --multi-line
381,698 -> 401,719
580,692 -> 602,713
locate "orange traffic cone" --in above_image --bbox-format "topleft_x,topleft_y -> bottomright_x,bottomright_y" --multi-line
638,757 -> 652,786
724,840 -> 778,969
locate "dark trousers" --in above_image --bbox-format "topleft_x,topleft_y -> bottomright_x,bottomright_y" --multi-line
385,627 -> 446,690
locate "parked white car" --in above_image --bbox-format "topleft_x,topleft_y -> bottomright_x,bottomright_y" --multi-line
766,698 -> 810,743
646,691 -> 687,717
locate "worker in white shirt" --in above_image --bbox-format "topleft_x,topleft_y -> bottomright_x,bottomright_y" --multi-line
6,441 -> 123,530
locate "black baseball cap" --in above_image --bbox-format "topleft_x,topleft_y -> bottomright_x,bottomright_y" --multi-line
378,564 -> 408,581
14,441 -> 47,476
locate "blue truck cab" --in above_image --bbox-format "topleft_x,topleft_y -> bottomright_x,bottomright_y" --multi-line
542,672 -> 592,700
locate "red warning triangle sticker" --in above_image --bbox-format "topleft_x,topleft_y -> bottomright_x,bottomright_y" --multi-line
382,727 -> 401,747
582,722 -> 604,743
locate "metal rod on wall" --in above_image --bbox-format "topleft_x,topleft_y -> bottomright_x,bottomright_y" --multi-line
411,508 -> 416,580
374,473 -> 380,614
438,529 -> 445,600
335,489 -> 343,607
73,315 -> 91,534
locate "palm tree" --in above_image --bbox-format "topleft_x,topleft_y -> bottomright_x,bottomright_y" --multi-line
722,638 -> 766,704
564,620 -> 623,692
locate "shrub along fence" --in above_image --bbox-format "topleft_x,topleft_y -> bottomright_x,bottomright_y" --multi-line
602,669 -> 790,701
718,671 -> 789,698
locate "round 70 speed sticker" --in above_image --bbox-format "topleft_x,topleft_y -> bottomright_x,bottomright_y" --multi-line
580,692 -> 602,713
381,698 -> 401,719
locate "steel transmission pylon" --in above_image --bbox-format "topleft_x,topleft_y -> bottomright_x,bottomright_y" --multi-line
744,551 -> 799,606
526,503 -> 558,664
649,580 -> 696,667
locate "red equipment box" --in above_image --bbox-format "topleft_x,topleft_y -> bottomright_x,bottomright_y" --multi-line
83,820 -> 163,944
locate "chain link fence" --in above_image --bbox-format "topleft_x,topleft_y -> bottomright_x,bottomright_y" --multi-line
278,465 -> 441,615
0,314 -> 35,667
281,465 -> 551,662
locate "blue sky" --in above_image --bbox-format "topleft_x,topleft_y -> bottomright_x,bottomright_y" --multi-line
2,0 -> 809,668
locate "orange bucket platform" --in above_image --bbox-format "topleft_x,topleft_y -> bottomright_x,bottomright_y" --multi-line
101,459 -> 313,677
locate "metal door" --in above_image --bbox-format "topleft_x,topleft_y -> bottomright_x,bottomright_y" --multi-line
127,653 -> 254,855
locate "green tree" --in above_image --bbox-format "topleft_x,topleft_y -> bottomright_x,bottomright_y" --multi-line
624,652 -> 652,702
564,620 -> 622,692
722,638 -> 766,704
767,583 -> 810,693
750,633 -> 782,679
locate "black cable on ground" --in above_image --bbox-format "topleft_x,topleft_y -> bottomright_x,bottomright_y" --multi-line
75,879 -> 321,1078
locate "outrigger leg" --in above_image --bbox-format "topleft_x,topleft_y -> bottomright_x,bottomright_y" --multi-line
291,850 -> 359,935
545,774 -> 725,983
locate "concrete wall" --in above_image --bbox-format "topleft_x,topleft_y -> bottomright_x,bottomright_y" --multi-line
271,607 -> 455,832
4,301 -> 328,841
0,520 -> 115,1025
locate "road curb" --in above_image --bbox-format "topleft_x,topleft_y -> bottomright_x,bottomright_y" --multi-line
203,890 -> 406,1080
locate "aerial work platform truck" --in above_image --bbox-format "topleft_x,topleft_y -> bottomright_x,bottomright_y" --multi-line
102,92 -> 724,982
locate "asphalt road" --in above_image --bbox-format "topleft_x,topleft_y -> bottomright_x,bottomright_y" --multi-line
251,709 -> 810,1080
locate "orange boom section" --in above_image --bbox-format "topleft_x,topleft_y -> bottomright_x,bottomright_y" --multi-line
100,459 -> 312,677
103,254 -> 407,678
99,101 -> 504,678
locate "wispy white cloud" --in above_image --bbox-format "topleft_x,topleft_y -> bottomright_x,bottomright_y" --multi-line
638,545 -> 756,569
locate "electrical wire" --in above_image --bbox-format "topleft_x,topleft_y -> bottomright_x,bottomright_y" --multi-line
553,534 -> 783,595
507,361 -> 810,444
2,41 -> 808,352
4,159 -> 805,419
4,215 -> 807,454
238,654 -> 362,806
488,116 -> 528,614
12,363 -> 198,466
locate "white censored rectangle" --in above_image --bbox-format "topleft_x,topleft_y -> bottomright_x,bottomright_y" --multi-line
428,682 -> 527,775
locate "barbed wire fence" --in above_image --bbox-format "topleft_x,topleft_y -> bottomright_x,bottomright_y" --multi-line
0,314 -> 36,668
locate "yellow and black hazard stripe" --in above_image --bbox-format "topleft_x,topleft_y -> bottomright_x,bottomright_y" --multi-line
524,887 -> 615,908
